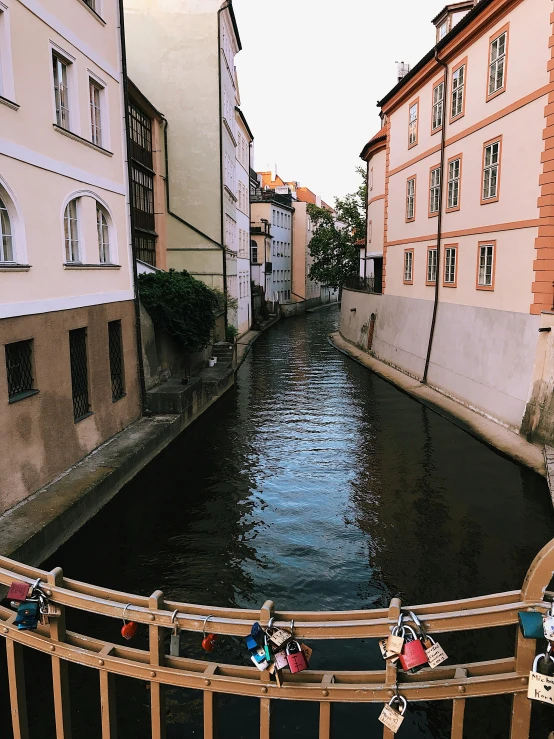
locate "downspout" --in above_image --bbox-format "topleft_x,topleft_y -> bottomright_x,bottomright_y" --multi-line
422,49 -> 448,385
364,159 -> 369,281
217,2 -> 229,331
117,0 -> 147,413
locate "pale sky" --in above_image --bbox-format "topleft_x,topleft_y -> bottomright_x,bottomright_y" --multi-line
233,0 -> 448,205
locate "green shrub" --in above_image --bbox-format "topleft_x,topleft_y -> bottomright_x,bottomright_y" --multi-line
226,325 -> 239,343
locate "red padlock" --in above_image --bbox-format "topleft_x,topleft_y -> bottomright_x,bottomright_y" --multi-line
202,633 -> 218,652
398,626 -> 428,672
121,604 -> 138,640
286,640 -> 309,674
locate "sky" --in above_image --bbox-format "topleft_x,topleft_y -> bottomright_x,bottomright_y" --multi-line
232,0 -> 448,205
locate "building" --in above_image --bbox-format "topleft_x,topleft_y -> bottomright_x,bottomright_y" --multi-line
234,107 -> 254,335
0,0 -> 141,514
343,0 -> 554,441
123,0 -> 243,307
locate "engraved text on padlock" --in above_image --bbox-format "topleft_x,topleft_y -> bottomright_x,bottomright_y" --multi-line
528,669 -> 554,704
386,633 -> 404,655
425,640 -> 448,669
378,704 -> 405,733
267,627 -> 290,648
379,639 -> 400,663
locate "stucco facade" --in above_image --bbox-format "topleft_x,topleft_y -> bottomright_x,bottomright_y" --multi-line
0,0 -> 140,514
347,0 -> 554,436
233,107 -> 253,335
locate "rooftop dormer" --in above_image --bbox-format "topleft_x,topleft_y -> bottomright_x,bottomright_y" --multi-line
432,1 -> 477,43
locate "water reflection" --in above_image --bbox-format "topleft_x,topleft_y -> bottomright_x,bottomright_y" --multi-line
37,306 -> 554,739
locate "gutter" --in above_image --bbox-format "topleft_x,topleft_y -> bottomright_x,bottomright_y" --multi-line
117,0 -> 147,413
422,49 -> 449,385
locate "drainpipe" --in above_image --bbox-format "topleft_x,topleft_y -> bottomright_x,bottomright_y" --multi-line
364,159 -> 369,281
117,0 -> 147,413
422,49 -> 448,385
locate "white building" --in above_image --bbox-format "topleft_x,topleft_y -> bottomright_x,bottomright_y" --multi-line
234,107 -> 253,335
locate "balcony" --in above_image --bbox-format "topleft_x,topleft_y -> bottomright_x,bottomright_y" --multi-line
344,276 -> 382,294
251,188 -> 292,208
251,222 -> 272,237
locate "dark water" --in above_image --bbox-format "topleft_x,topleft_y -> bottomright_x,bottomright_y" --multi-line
11,306 -> 554,738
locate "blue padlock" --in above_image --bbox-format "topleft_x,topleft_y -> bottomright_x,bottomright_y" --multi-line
518,610 -> 544,639
14,600 -> 40,630
245,635 -> 258,652
251,622 -> 263,640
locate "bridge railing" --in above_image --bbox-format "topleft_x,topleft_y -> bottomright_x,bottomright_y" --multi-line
2,538 -> 554,739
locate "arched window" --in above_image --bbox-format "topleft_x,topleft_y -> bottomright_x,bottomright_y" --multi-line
0,195 -> 13,262
64,198 -> 80,262
96,204 -> 110,263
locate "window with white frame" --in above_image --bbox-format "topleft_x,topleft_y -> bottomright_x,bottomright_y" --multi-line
96,205 -> 109,263
408,102 -> 418,146
251,242 -> 258,263
0,194 -> 13,262
406,177 -> 415,220
444,246 -> 456,284
53,53 -> 70,130
224,214 -> 236,252
64,199 -> 80,262
404,250 -> 413,282
483,140 -> 500,201
489,31 -> 507,96
438,21 -> 448,40
427,248 -> 437,283
89,79 -> 102,147
447,158 -> 461,209
478,244 -> 494,287
224,151 -> 236,196
429,167 -> 441,215
451,64 -> 465,118
432,82 -> 444,131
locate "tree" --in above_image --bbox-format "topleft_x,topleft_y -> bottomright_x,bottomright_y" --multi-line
307,167 -> 367,290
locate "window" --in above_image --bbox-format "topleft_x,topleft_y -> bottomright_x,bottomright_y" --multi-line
427,248 -> 437,284
224,151 -> 236,196
451,63 -> 466,120
406,177 -> 416,221
438,21 -> 448,40
89,79 -> 102,147
132,167 -> 154,231
128,100 -> 153,168
53,54 -> 70,130
134,235 -> 156,266
482,138 -> 501,203
477,242 -> 495,289
69,328 -> 90,421
5,340 -> 36,402
96,205 -> 109,263
488,29 -> 508,98
108,320 -> 125,402
225,214 -> 236,252
0,194 -> 13,262
83,0 -> 96,8
444,245 -> 457,286
64,199 -> 80,262
251,242 -> 258,263
432,81 -> 444,132
429,166 -> 441,217
447,157 -> 461,211
408,100 -> 418,148
404,249 -> 413,284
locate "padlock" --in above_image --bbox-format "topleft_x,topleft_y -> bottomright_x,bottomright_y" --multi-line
250,622 -> 263,640
544,603 -> 554,640
528,653 -> 554,704
252,646 -> 267,664
41,602 -> 62,618
286,640 -> 309,674
263,634 -> 272,662
398,625 -> 428,672
518,610 -> 545,639
14,600 -> 40,631
300,643 -> 312,663
251,654 -> 269,671
423,636 -> 448,669
7,581 -> 31,602
265,618 -> 291,648
202,614 -> 217,652
274,650 -> 288,670
378,695 -> 407,733
169,610 -> 181,657
245,634 -> 258,651
379,638 -> 400,663
120,604 -> 138,641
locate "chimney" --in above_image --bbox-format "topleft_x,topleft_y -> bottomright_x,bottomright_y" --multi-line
396,61 -> 411,82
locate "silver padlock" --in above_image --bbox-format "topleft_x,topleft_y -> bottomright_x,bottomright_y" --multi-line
266,617 -> 291,649
544,602 -> 554,640
378,695 -> 407,733
169,610 -> 181,658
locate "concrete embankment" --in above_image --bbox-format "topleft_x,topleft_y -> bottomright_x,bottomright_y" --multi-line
330,331 -> 546,478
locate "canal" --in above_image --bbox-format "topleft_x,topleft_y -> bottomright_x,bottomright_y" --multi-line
21,306 -> 554,737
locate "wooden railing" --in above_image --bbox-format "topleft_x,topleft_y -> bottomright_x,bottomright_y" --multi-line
2,537 -> 554,739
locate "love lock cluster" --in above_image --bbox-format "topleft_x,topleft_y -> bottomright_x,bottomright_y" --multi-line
519,601 -> 554,705
377,611 -> 448,734
7,579 -> 61,629
244,618 -> 312,688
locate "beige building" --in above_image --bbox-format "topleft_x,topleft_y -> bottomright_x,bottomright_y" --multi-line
0,0 -> 141,515
123,0 -> 243,308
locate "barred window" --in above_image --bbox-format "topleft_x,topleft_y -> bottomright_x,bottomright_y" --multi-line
5,340 -> 37,402
406,177 -> 415,220
69,328 -> 90,421
432,81 -> 444,131
489,32 -> 507,97
97,205 -> 110,263
108,320 -> 125,402
427,248 -> 437,284
451,65 -> 465,118
447,158 -> 461,210
0,194 -> 13,262
444,246 -> 457,284
483,141 -> 500,201
64,199 -> 80,262
429,167 -> 441,215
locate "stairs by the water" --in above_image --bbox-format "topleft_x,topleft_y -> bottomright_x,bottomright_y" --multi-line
212,342 -> 234,367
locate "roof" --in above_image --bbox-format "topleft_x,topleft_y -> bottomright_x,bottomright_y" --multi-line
222,0 -> 242,52
432,1 -> 475,25
377,0 -> 492,110
360,127 -> 387,160
235,106 -> 254,141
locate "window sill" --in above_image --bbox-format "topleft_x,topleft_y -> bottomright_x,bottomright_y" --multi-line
0,264 -> 31,272
64,263 -> 121,269
53,125 -> 113,156
480,196 -> 500,206
0,95 -> 19,111
486,87 -> 506,103
224,185 -> 238,202
76,0 -> 106,25
8,389 -> 39,404
223,118 -> 237,146
74,411 -> 94,424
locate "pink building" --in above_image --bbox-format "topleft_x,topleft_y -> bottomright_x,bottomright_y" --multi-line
343,0 -> 554,440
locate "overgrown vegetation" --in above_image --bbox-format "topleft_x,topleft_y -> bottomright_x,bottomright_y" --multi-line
307,167 -> 367,290
225,324 -> 239,343
139,269 -> 222,353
